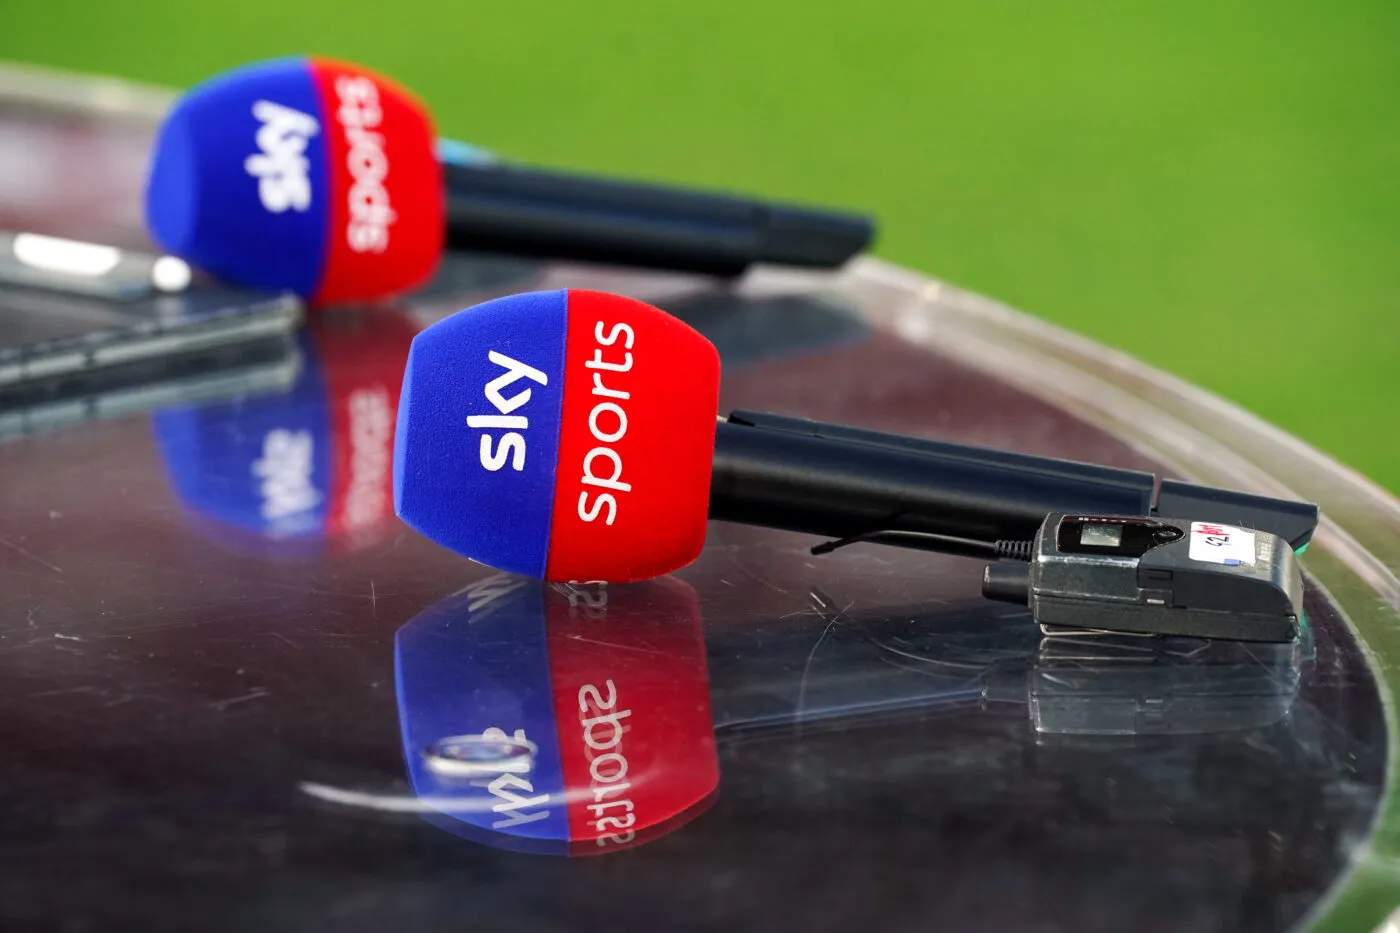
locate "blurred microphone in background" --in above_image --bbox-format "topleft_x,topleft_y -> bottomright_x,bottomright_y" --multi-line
145,57 -> 876,305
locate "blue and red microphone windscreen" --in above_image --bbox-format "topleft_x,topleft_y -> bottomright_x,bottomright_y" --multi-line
145,57 -> 444,304
394,289 -> 721,582
395,574 -> 717,856
154,310 -> 416,547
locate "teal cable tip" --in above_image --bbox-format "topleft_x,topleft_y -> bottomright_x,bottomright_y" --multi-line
1294,542 -> 1310,556
435,138 -> 499,167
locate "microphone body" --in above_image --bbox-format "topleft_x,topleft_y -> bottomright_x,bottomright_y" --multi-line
710,412 -> 1150,545
442,161 -> 873,277
709,412 -> 1320,553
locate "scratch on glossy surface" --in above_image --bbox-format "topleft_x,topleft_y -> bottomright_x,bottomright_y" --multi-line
561,633 -> 669,655
211,689 -> 269,711
259,579 -> 408,601
0,639 -> 50,656
271,632 -> 301,651
794,601 -> 852,722
723,546 -> 790,595
26,685 -> 98,700
110,605 -> 284,636
0,537 -> 63,574
66,596 -> 284,627
0,563 -> 71,587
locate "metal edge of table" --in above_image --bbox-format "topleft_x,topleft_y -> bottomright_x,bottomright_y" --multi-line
4,61 -> 1399,932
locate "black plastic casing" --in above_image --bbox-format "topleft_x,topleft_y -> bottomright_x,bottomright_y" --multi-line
442,163 -> 875,276
709,412 -> 1319,551
1155,480 -> 1319,555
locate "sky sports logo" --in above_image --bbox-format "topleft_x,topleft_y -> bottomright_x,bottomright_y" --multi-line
244,100 -> 319,213
467,351 -> 550,473
244,74 -> 396,253
466,323 -> 634,529
335,75 -> 398,254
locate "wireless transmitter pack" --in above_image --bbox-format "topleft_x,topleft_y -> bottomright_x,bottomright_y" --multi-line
983,514 -> 1303,643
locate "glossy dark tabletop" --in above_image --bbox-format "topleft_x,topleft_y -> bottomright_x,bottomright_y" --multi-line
0,77 -> 1388,933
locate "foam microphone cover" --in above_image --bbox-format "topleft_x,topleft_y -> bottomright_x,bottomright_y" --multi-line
145,57 -> 444,304
395,574 -> 718,855
154,311 -> 416,543
394,289 -> 721,582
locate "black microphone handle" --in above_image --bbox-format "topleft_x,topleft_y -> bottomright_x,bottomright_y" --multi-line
708,412 -> 1155,547
708,411 -> 1320,552
441,161 -> 875,276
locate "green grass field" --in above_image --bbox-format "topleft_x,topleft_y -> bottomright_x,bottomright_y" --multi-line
4,1 -> 1398,489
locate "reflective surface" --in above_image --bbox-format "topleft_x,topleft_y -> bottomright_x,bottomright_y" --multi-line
394,576 -> 718,856
0,65 -> 1395,932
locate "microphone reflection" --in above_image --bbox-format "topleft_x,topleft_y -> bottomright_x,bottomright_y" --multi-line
391,574 -> 1307,856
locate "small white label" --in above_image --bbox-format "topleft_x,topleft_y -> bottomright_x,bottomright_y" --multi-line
1189,522 -> 1256,565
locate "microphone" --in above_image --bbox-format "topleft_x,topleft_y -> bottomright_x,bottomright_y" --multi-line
392,289 -> 1320,583
155,308 -> 416,547
151,286 -> 864,551
395,574 -> 718,856
144,58 -> 875,304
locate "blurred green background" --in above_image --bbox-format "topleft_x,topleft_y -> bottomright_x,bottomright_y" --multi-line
3,1 -> 1398,488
